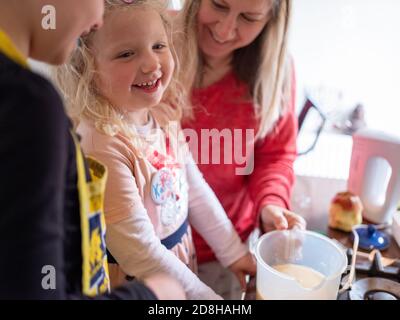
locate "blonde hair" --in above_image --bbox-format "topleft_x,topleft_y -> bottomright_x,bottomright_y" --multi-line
53,0 -> 188,139
177,0 -> 293,140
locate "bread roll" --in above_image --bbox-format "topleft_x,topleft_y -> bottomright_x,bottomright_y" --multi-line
329,191 -> 363,232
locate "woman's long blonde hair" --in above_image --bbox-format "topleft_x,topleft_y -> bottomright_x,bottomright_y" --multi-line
177,0 -> 293,140
53,0 -> 188,139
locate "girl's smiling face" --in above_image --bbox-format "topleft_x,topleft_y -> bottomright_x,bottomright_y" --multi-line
91,7 -> 174,115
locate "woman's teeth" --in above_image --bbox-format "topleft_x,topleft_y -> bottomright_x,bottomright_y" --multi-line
212,33 -> 225,44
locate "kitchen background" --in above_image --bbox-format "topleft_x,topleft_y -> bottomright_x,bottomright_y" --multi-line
166,0 -> 400,136
32,0 -> 400,229
289,0 -> 400,228
168,0 -> 400,228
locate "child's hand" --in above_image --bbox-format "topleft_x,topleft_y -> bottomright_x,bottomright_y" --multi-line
143,273 -> 186,300
228,253 -> 256,292
260,204 -> 306,234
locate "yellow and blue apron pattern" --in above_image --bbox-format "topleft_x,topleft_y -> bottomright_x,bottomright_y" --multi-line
0,30 -> 111,297
71,131 -> 110,297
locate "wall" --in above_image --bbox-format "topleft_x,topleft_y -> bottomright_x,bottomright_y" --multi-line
290,0 -> 400,137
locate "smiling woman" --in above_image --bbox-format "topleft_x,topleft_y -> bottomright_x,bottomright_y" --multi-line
176,0 -> 307,299
197,0 -> 272,61
179,0 -> 292,140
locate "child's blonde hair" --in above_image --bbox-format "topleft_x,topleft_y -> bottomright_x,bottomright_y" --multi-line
177,0 -> 293,140
54,0 -> 188,138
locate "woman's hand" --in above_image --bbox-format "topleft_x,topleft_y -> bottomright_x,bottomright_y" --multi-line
260,204 -> 306,234
228,253 -> 257,292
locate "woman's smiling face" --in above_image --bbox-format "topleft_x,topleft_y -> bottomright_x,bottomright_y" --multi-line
197,0 -> 273,60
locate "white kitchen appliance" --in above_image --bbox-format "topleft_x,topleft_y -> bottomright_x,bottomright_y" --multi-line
393,211 -> 400,247
348,129 -> 400,224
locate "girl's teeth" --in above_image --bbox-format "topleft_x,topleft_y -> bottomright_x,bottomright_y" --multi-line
134,79 -> 158,88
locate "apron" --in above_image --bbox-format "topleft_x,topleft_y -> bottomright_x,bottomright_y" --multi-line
0,30 -> 110,297
71,132 -> 110,297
